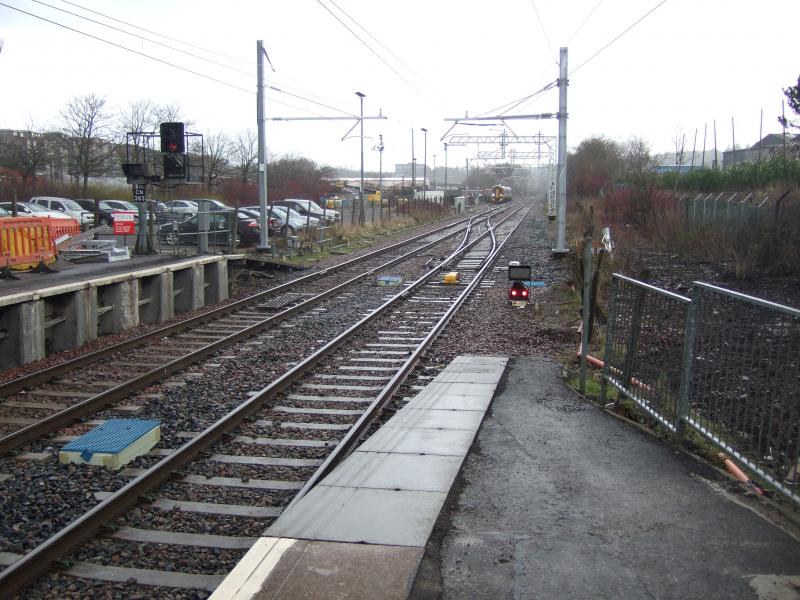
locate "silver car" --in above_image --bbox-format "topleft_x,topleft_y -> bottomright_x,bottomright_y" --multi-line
30,196 -> 93,225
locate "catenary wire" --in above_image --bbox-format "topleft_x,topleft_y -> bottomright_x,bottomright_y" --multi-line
315,0 -> 422,95
570,0 -> 668,75
1,2 -> 354,117
57,0 -> 250,64
31,0 -> 253,77
327,0 -> 428,86
565,0 -> 605,45
528,0 -> 557,64
52,0 -> 356,114
0,2 -> 346,118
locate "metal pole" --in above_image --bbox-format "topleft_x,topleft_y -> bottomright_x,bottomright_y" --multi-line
444,143 -> 448,206
713,119 -> 718,169
378,134 -> 384,222
257,40 -> 269,249
554,46 -> 569,253
758,108 -> 763,162
731,116 -> 736,168
701,123 -> 707,170
580,221 -> 592,393
422,128 -> 428,206
357,92 -> 366,226
411,129 -> 415,214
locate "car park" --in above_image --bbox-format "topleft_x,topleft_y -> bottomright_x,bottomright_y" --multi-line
30,196 -> 93,225
272,199 -> 339,224
74,200 -> 116,226
266,205 -> 319,234
158,210 -> 260,246
192,198 -> 229,211
162,200 -> 198,220
239,208 -> 280,234
0,201 -> 74,220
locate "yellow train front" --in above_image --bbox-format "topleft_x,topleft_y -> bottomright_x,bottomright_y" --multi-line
491,185 -> 512,203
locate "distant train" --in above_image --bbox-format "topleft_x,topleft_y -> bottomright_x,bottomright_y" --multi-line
491,185 -> 512,203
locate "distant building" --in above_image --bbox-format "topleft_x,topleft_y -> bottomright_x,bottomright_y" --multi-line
393,162 -> 428,177
722,133 -> 800,168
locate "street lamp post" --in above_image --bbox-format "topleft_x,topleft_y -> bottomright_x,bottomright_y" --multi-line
421,128 -> 428,206
356,92 -> 365,225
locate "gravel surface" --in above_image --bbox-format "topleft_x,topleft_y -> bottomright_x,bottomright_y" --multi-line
9,205 -> 571,599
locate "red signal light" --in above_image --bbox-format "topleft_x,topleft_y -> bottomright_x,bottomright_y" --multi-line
168,142 -> 178,152
509,282 -> 529,301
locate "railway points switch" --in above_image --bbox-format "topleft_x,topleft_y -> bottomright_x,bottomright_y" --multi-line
442,272 -> 460,284
59,419 -> 161,470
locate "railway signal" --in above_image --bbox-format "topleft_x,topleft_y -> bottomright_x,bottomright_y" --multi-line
160,122 -> 185,154
509,281 -> 529,301
508,261 -> 531,306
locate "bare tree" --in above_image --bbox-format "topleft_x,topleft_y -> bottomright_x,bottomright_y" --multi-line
58,94 -> 115,197
200,132 -> 232,191
151,103 -> 193,131
672,129 -> 687,194
231,130 -> 258,185
117,99 -> 156,162
0,123 -> 48,183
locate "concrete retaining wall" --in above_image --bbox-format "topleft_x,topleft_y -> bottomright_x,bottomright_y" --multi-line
0,255 -> 238,370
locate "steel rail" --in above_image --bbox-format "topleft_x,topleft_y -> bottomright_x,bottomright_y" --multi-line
289,209 -> 517,506
0,212 -> 502,597
0,212 -> 494,397
0,220 -> 477,455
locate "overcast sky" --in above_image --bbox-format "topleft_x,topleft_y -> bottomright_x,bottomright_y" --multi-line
1,0 -> 798,173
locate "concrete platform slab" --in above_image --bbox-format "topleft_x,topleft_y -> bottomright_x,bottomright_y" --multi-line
404,392 -> 493,412
219,539 -> 422,600
357,426 -> 476,456
322,451 -> 464,493
267,486 -> 447,546
382,407 -> 485,432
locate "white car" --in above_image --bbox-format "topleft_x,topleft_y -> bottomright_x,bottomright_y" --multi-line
0,201 -> 74,220
273,199 -> 340,224
30,197 -> 93,225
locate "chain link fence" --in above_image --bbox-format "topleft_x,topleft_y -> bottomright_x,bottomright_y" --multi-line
602,274 -> 800,505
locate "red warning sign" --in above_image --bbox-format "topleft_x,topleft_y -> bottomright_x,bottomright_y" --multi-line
113,211 -> 136,235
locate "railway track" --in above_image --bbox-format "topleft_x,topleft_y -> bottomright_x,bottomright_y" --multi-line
0,207 -> 524,597
0,212 -> 504,454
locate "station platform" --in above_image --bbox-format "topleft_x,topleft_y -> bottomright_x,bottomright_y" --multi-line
0,252 -> 244,370
0,252 -> 242,299
212,356 -> 800,600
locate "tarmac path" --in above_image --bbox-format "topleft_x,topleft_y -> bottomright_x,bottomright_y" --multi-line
411,357 -> 800,600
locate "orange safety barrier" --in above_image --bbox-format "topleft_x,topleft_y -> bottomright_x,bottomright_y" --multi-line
0,216 -> 79,271
48,217 -> 81,247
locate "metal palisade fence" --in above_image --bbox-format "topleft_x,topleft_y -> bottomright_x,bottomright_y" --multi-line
679,192 -> 773,225
601,274 -> 800,505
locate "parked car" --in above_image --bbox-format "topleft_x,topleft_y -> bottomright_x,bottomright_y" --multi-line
239,208 -> 280,234
158,210 -> 260,247
163,200 -> 198,220
266,205 -> 319,235
0,206 -> 11,217
0,201 -> 74,220
192,198 -> 229,211
75,199 -> 115,226
30,197 -> 93,225
98,199 -> 154,224
272,199 -> 340,224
